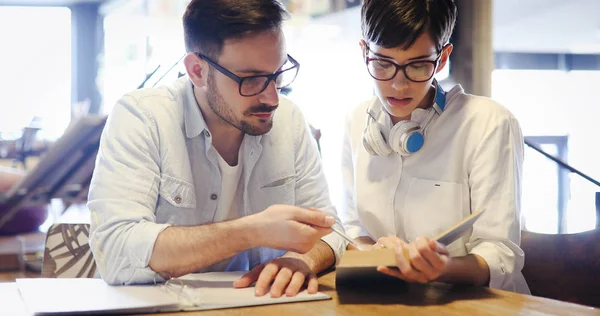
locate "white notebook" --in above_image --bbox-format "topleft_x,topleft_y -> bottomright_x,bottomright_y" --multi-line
0,283 -> 31,316
16,271 -> 330,315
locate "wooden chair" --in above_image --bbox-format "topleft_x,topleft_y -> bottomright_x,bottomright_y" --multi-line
41,223 -> 96,278
521,228 -> 600,307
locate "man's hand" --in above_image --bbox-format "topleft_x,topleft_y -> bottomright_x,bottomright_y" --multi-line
248,205 -> 334,254
375,236 -> 450,283
233,257 -> 317,298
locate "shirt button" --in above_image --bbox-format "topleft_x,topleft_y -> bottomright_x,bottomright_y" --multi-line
210,193 -> 218,200
204,130 -> 210,137
174,196 -> 182,204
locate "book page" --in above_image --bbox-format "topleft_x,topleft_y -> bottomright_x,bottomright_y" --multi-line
335,210 -> 485,287
173,271 -> 330,311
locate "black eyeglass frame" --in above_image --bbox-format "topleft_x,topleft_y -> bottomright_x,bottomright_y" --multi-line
194,52 -> 300,97
364,45 -> 443,83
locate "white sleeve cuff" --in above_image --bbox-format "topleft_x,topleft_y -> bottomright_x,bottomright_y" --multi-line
320,223 -> 347,266
95,221 -> 171,285
344,224 -> 371,240
126,221 -> 170,269
469,242 -> 507,289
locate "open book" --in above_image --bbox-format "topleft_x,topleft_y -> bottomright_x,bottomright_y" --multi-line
336,210 -> 485,286
16,271 -> 330,315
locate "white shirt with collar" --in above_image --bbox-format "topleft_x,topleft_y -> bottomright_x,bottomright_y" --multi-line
88,76 -> 345,285
340,85 -> 530,294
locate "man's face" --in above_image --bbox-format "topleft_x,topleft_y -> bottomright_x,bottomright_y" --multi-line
205,29 -> 287,136
362,32 -> 450,121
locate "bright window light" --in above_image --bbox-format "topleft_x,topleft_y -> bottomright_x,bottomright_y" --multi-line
0,6 -> 72,140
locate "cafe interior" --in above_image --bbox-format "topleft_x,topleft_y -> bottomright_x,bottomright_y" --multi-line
0,0 -> 599,314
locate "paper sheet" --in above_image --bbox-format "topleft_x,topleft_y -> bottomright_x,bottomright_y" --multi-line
15,272 -> 330,315
16,278 -> 179,315
0,283 -> 31,316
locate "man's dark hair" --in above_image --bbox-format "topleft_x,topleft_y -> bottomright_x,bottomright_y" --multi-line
361,0 -> 457,52
183,0 -> 289,58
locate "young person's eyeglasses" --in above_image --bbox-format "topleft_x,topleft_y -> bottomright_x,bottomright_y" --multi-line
365,45 -> 441,83
195,53 -> 300,97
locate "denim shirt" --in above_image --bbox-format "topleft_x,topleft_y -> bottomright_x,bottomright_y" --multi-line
88,77 -> 346,285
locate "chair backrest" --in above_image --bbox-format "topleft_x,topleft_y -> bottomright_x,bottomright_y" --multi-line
17,126 -> 40,153
521,229 -> 600,307
42,223 -> 96,278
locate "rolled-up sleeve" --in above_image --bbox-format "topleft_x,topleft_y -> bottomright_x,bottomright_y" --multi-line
88,95 -> 170,285
291,106 -> 347,265
466,114 -> 525,291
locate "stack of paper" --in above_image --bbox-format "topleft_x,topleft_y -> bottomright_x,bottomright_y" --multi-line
16,278 -> 180,315
15,271 -> 330,315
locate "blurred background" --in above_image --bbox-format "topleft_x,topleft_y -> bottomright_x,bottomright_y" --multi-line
1,0 -> 599,236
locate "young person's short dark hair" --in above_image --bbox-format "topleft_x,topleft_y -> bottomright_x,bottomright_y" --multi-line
183,0 -> 289,58
361,0 -> 457,52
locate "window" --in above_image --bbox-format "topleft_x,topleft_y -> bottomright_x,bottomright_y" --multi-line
523,136 -> 569,233
493,69 -> 600,233
0,6 -> 71,140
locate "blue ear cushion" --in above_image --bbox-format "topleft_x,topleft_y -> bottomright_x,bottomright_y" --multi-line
405,133 -> 425,153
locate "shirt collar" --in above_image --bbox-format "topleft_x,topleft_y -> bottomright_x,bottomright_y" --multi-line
183,77 -> 208,139
182,77 -> 263,147
410,108 -> 431,123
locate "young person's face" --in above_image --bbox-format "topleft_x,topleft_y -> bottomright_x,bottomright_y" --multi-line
361,32 -> 452,121
188,29 -> 297,136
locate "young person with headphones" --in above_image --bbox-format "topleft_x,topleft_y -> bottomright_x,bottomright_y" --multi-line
340,0 -> 530,293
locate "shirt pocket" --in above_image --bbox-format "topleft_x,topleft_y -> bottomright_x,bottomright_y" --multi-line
258,176 -> 296,209
403,178 -> 464,243
156,174 -> 197,223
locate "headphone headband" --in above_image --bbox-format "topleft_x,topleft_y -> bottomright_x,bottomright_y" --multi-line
362,79 -> 447,156
432,80 -> 446,114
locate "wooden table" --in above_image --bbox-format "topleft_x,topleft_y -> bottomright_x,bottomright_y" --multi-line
1,268 -> 598,315
0,270 -> 38,282
139,271 -> 600,316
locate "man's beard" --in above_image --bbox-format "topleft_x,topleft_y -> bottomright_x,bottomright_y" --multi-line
206,72 -> 276,136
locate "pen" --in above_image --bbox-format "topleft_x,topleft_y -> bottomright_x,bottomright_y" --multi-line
331,226 -> 365,251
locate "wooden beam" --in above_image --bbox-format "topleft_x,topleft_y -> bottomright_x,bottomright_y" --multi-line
451,0 -> 494,97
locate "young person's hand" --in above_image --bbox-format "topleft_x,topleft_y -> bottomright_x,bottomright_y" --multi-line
234,256 -> 317,297
346,236 -> 377,250
247,205 -> 334,254
374,236 -> 450,283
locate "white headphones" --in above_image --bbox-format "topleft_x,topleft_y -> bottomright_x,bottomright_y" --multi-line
362,80 -> 447,156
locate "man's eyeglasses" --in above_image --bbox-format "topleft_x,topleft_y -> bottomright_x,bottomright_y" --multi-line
365,45 -> 441,82
195,52 -> 300,97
